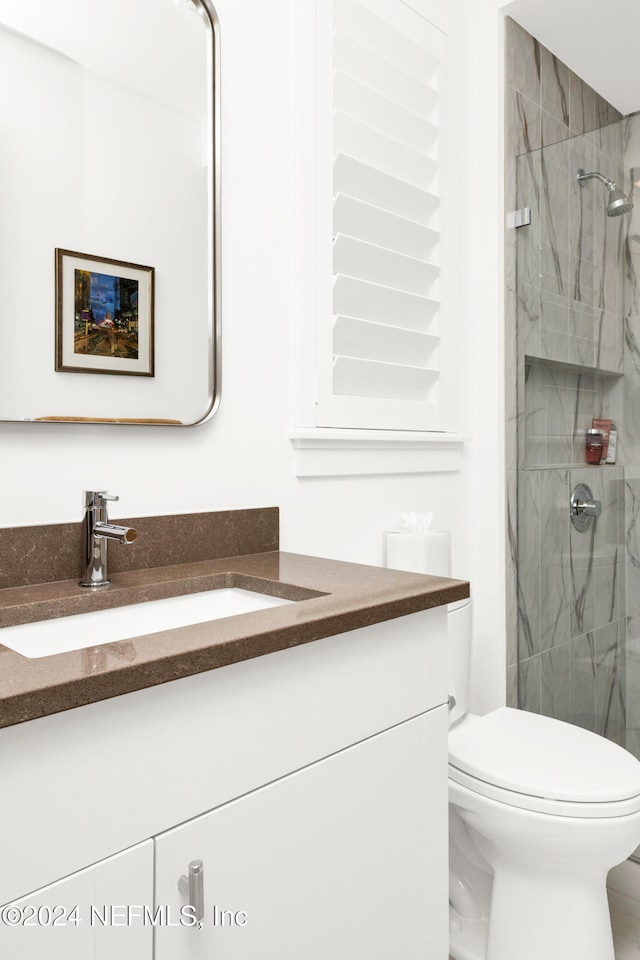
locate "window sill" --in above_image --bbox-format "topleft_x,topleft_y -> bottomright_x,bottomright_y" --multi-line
289,429 -> 467,477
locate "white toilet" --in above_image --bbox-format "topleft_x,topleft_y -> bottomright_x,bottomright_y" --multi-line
385,528 -> 640,960
447,598 -> 640,960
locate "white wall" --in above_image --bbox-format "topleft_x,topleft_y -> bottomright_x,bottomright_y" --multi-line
392,0 -> 508,715
0,0 -> 507,712
464,0 -> 508,712
503,0 -> 640,115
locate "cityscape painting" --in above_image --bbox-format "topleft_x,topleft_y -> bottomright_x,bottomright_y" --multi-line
55,249 -> 154,376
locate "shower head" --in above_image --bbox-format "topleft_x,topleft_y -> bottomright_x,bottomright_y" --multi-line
607,187 -> 633,217
577,168 -> 633,217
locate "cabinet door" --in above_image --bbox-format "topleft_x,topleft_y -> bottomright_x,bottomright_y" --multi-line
155,708 -> 448,960
0,839 -> 153,959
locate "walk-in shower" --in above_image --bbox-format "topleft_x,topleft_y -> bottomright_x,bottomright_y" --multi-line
506,12 -> 640,865
577,168 -> 633,217
513,123 -> 629,739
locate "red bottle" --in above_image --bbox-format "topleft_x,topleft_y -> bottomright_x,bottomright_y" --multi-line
585,429 -> 604,465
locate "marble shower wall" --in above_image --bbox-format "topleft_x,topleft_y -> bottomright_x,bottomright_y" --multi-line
625,471 -> 640,758
621,117 -> 640,759
517,464 -> 625,742
616,117 -> 640,468
516,134 -> 625,379
506,18 -> 627,743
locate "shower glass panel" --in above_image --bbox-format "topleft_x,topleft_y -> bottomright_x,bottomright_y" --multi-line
514,118 -> 631,761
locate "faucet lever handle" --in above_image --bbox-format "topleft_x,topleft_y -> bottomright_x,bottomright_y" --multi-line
85,490 -> 119,508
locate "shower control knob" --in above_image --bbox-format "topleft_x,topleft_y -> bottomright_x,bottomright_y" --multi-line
570,483 -> 601,531
574,497 -> 601,517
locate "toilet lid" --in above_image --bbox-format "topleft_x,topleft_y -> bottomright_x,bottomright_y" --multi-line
449,708 -> 640,803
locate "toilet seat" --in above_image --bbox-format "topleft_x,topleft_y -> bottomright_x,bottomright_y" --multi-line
449,707 -> 640,818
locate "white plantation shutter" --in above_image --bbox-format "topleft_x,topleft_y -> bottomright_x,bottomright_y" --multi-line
316,0 -> 446,431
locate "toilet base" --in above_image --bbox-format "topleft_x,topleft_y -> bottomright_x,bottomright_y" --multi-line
485,867 -> 614,960
449,780 -> 640,960
449,907 -> 487,960
450,868 -> 614,960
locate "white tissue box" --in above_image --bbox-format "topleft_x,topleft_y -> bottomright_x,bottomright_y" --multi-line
385,529 -> 451,577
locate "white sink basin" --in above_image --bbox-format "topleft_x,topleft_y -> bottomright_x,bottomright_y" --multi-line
1,588 -> 293,659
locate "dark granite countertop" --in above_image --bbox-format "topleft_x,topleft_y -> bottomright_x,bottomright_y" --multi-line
0,550 -> 468,729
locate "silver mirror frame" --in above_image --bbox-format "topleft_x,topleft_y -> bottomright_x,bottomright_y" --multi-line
193,0 -> 222,427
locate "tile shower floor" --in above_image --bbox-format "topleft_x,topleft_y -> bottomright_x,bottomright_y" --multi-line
447,860 -> 640,960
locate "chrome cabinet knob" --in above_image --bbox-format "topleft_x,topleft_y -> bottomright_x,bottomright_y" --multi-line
178,859 -> 204,926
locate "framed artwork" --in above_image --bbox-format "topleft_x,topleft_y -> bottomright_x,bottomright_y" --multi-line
55,249 -> 155,377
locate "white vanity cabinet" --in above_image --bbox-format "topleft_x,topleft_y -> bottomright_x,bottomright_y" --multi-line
0,608 -> 449,959
0,841 -> 153,959
154,709 -> 447,959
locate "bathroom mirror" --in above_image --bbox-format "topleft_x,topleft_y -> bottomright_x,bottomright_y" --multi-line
0,0 -> 220,425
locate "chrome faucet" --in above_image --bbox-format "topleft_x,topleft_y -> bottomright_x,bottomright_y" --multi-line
80,491 -> 137,588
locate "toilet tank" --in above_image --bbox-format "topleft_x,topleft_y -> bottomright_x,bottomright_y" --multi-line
448,598 -> 472,727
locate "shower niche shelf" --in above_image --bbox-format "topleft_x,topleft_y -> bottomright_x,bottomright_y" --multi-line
523,357 -> 621,471
524,354 -> 623,381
